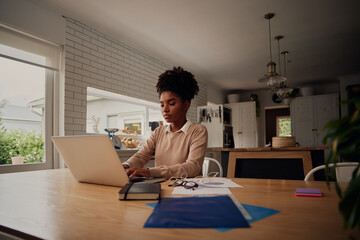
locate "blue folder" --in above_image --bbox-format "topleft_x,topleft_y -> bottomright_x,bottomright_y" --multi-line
144,195 -> 250,228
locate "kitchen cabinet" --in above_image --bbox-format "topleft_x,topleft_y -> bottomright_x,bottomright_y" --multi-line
197,104 -> 232,148
225,101 -> 259,148
290,94 -> 339,147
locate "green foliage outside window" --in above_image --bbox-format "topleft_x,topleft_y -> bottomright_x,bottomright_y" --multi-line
0,132 -> 12,164
0,99 -> 44,165
0,99 -> 7,132
0,129 -> 44,165
279,118 -> 291,136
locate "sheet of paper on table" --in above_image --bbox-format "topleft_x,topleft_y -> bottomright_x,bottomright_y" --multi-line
172,185 -> 233,195
184,177 -> 243,188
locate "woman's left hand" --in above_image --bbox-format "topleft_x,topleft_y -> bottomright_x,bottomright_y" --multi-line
126,168 -> 151,178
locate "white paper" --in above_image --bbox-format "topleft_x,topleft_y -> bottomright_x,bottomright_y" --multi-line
184,177 -> 243,188
172,185 -> 232,195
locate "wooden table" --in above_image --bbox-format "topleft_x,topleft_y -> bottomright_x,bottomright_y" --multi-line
0,169 -> 354,239
213,147 -> 329,181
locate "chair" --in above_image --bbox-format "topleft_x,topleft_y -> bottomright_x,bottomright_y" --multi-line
304,162 -> 359,182
202,157 -> 223,177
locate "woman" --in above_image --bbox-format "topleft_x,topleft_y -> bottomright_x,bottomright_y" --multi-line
123,67 -> 208,179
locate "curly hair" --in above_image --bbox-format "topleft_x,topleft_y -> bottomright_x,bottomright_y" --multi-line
156,67 -> 199,103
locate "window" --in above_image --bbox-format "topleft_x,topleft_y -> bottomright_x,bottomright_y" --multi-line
0,24 -> 61,173
124,120 -> 142,135
87,87 -> 165,149
277,116 -> 291,136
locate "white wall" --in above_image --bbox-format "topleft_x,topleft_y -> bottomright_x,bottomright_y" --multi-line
87,99 -> 145,133
0,0 -> 65,44
207,82 -> 225,104
63,18 -> 206,135
0,0 -> 208,136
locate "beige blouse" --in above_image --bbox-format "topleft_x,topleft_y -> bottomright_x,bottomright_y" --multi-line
123,121 -> 208,179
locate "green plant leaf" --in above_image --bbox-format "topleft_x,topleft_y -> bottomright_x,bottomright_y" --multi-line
335,180 -> 343,198
338,174 -> 360,229
322,97 -> 360,230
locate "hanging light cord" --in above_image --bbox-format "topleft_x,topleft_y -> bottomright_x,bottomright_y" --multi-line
268,18 -> 273,62
283,53 -> 287,77
277,38 -> 281,75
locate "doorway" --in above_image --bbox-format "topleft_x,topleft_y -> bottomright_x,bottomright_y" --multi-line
265,106 -> 291,145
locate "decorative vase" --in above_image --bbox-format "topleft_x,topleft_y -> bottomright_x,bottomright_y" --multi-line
11,157 -> 24,164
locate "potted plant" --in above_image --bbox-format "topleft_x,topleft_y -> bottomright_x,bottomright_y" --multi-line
9,148 -> 24,164
9,136 -> 24,164
322,97 -> 360,232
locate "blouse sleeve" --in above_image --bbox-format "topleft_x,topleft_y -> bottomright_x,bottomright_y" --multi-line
149,125 -> 208,179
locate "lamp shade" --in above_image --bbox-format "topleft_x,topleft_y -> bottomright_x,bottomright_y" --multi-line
258,61 -> 287,87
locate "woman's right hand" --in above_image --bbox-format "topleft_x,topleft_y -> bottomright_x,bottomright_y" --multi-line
126,167 -> 151,178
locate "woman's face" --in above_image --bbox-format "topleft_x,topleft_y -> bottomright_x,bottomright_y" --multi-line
160,91 -> 189,123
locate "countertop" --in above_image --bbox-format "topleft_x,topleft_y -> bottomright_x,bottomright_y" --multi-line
213,146 -> 329,152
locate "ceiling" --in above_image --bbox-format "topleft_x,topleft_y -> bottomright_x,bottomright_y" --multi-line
35,0 -> 360,90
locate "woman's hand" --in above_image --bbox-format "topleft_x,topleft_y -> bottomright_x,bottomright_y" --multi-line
126,168 -> 151,178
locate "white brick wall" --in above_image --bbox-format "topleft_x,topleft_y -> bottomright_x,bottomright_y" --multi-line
65,17 -> 207,135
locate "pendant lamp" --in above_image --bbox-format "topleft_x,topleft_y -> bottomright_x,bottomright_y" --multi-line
276,50 -> 293,104
258,13 -> 287,88
273,36 -> 291,96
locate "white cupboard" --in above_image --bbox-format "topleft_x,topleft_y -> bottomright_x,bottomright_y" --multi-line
197,104 -> 230,148
290,94 -> 339,147
225,101 -> 259,148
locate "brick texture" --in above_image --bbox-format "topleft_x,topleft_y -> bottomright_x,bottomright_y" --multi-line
64,18 -> 207,135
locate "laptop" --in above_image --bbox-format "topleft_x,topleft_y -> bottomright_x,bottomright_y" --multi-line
51,135 -> 163,187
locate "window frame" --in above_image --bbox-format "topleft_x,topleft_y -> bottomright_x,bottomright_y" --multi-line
0,24 -> 63,173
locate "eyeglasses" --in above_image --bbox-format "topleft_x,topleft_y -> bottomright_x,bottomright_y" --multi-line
172,180 -> 199,190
